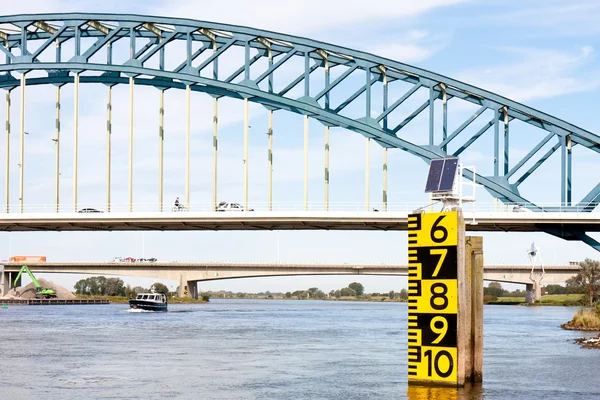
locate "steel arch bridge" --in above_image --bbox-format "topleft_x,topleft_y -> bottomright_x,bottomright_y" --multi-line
1,13 -> 600,248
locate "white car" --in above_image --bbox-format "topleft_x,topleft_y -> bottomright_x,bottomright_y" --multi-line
216,202 -> 254,211
512,204 -> 533,213
111,257 -> 125,263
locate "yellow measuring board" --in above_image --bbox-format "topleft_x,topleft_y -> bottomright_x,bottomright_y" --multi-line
407,211 -> 459,385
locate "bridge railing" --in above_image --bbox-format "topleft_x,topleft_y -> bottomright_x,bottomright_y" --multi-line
0,202 -> 598,214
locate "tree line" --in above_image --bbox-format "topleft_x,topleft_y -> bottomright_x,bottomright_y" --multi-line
73,277 -> 411,302
74,277 -> 172,297
199,282 -> 409,301
565,258 -> 600,306
281,282 -> 408,301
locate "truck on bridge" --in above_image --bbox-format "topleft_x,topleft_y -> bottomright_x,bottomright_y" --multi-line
10,256 -> 47,263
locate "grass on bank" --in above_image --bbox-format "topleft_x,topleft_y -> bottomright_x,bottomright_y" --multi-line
323,296 -> 407,302
487,294 -> 583,306
571,309 -> 600,328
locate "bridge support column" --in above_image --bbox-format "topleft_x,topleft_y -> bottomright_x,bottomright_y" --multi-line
185,85 -> 191,210
19,73 -> 26,213
54,85 -> 61,213
128,76 -> 134,212
106,85 -> 112,212
187,281 -> 198,299
1,267 -> 6,296
365,137 -> 370,211
213,97 -> 219,212
304,114 -> 308,210
179,274 -> 185,297
158,88 -> 163,212
525,282 -> 541,303
324,126 -> 329,211
244,98 -> 249,211
5,90 -> 11,214
73,72 -> 79,212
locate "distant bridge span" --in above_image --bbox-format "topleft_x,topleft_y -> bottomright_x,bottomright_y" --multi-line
1,261 -> 579,289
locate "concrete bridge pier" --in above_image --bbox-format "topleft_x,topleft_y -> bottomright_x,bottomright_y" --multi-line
2,271 -> 20,294
1,268 -> 6,296
525,282 -> 542,303
177,274 -> 198,298
178,274 -> 186,297
187,281 -> 198,299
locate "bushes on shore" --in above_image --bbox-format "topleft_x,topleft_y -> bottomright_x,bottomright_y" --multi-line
483,295 -> 498,304
571,309 -> 600,328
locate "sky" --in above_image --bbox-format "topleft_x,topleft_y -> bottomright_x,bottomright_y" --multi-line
2,0 -> 600,294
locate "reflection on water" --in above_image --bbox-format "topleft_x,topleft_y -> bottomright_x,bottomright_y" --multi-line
407,383 -> 485,400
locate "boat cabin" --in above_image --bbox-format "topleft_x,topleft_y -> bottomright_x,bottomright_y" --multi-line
129,292 -> 168,311
135,293 -> 167,302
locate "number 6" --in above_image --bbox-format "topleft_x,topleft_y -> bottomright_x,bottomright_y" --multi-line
430,216 -> 448,243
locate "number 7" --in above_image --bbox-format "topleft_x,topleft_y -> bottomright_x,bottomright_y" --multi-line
430,248 -> 447,277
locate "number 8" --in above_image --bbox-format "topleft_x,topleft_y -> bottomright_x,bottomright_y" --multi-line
430,282 -> 448,310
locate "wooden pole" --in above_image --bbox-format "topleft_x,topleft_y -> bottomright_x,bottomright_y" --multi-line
470,236 -> 484,382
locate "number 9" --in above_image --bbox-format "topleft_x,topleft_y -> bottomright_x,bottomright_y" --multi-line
431,316 -> 447,344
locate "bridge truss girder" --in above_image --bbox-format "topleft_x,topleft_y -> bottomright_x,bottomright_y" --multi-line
0,13 -> 599,248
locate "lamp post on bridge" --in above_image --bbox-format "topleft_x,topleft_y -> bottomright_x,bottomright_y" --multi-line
276,231 -> 280,264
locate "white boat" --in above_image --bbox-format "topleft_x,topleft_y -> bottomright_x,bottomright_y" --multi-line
128,292 -> 168,312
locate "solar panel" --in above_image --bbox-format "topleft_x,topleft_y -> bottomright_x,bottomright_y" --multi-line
424,159 -> 444,193
439,157 -> 458,191
424,157 -> 459,193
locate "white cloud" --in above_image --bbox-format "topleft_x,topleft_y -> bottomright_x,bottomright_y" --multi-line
456,46 -> 600,102
0,0 -> 470,35
369,31 -> 447,63
491,1 -> 600,36
153,0 -> 470,36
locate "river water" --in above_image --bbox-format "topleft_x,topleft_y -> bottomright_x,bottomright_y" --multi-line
1,300 -> 599,399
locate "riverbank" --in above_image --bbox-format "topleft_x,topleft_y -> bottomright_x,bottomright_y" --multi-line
75,295 -> 207,304
560,307 -> 600,349
574,335 -> 600,349
486,294 -> 582,306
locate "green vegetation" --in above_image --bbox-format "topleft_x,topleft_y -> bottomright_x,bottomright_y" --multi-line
561,259 -> 600,334
348,282 -> 364,296
74,277 -> 205,302
74,294 -> 207,304
570,309 -> 600,328
484,282 -> 527,298
74,276 -> 127,296
486,294 -> 583,306
482,276 -> 590,306
565,258 -> 600,307
200,282 -> 408,302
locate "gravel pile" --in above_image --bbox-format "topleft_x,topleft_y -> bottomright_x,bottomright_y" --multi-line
2,278 -> 76,300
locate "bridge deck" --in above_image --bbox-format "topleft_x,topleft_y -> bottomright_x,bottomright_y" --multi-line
0,212 -> 599,232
